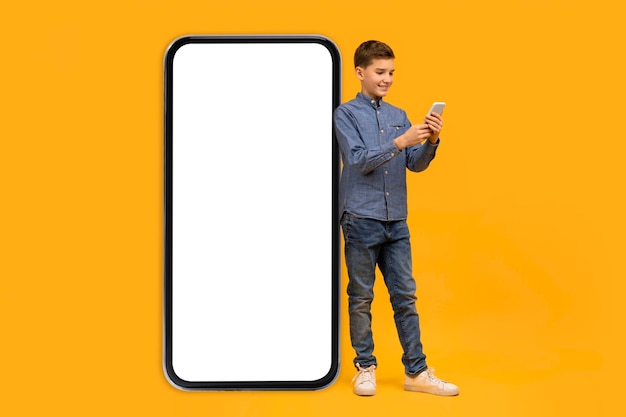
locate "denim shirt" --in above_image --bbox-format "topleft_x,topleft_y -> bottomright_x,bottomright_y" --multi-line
334,93 -> 439,221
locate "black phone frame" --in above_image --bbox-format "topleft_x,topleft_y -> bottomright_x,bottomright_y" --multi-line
163,35 -> 341,390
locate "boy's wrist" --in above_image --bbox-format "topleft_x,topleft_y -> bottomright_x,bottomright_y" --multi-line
394,137 -> 405,151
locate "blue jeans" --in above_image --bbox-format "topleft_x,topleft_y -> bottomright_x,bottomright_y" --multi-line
341,212 -> 427,375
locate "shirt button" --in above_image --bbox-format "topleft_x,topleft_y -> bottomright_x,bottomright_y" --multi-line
386,192 -> 390,196
390,152 -> 395,157
380,129 -> 384,133
384,170 -> 388,175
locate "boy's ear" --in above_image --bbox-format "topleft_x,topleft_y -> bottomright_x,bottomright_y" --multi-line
355,66 -> 365,80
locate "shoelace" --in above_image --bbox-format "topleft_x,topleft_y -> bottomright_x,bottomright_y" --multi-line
423,368 -> 448,388
352,363 -> 374,383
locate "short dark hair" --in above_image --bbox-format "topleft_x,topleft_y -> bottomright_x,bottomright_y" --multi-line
354,40 -> 395,68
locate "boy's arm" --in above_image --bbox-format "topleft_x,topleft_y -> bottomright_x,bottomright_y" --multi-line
405,139 -> 439,172
404,113 -> 441,172
334,107 -> 400,175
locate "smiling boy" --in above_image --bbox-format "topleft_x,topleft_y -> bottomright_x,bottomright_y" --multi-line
334,40 -> 459,396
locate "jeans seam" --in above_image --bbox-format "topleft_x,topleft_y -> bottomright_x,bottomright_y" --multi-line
389,251 -> 411,364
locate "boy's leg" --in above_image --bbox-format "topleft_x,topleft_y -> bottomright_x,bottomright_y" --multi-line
340,213 -> 384,369
377,220 -> 428,375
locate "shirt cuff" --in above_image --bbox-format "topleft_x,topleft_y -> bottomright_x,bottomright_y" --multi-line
385,141 -> 401,158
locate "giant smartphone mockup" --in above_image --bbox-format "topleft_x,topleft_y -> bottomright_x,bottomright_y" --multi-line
163,35 -> 341,390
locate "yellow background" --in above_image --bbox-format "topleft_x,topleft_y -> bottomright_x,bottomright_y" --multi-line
2,0 -> 625,415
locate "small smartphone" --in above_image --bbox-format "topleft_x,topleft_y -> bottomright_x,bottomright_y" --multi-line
427,101 -> 446,117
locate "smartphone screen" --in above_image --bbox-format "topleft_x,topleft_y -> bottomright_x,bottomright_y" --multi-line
163,36 -> 341,390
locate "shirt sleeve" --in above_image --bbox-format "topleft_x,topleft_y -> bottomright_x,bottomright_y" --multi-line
334,106 -> 399,175
406,138 -> 439,172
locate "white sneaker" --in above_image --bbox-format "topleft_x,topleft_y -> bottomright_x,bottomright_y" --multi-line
404,368 -> 459,396
352,363 -> 376,396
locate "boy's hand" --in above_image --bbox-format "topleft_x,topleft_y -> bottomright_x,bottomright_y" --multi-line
424,112 -> 443,143
394,124 -> 432,150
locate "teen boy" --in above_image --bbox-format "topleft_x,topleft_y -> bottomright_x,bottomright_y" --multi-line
334,40 -> 459,396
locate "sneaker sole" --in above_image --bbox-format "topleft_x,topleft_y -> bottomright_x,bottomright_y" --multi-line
404,385 -> 459,396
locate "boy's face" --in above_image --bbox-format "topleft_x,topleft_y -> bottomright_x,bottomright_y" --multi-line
356,58 -> 394,101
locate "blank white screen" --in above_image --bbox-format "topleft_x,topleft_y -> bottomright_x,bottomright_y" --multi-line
171,41 -> 334,383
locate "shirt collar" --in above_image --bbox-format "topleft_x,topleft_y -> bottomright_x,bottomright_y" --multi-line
356,92 -> 383,109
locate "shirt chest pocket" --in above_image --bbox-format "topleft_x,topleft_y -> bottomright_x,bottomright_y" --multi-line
388,121 -> 406,137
